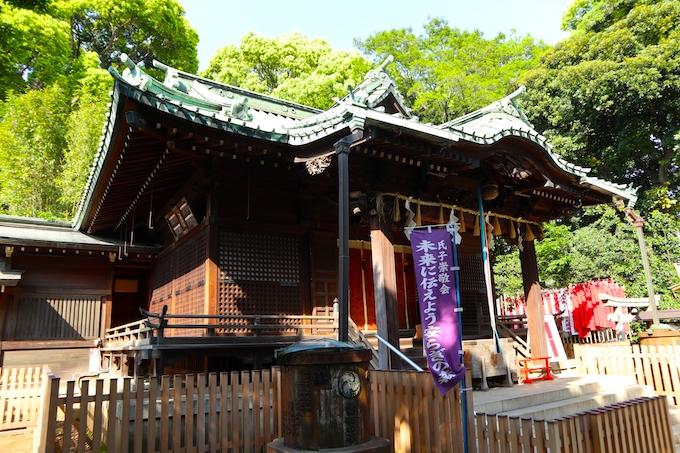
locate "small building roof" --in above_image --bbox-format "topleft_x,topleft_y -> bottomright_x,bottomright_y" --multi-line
0,215 -> 160,254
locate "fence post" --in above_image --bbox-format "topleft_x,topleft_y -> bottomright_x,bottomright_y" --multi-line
35,367 -> 59,453
475,413 -> 488,453
546,420 -> 561,453
587,410 -> 606,453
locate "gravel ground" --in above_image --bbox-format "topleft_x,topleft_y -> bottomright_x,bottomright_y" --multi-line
0,428 -> 34,453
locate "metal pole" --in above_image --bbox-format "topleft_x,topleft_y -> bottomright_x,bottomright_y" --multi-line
335,139 -> 351,342
374,334 -> 423,371
625,208 -> 660,326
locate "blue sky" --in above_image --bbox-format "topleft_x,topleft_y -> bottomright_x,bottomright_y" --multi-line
179,0 -> 574,70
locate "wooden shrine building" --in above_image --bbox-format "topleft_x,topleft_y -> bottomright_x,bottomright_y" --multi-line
0,55 -> 637,377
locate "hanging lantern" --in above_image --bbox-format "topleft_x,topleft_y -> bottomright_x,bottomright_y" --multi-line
481,179 -> 499,201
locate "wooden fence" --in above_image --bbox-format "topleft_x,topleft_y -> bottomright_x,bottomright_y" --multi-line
369,370 -> 469,453
474,395 -> 674,453
573,343 -> 680,405
0,366 -> 44,431
35,367 -> 471,453
37,367 -> 282,453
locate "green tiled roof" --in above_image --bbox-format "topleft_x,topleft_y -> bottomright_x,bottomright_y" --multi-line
73,54 -> 638,230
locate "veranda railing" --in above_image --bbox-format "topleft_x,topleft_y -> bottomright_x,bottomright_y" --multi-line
105,306 -> 339,346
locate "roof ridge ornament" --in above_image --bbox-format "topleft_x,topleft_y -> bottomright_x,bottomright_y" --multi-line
343,55 -> 413,119
119,53 -> 151,91
110,54 -> 254,121
442,86 -> 532,129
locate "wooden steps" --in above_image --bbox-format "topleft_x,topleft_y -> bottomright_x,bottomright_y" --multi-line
473,374 -> 655,420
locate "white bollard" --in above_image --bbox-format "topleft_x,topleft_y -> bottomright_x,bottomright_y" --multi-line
480,356 -> 490,390
505,354 -> 513,387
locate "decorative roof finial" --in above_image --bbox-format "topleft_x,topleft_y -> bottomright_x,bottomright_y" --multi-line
379,55 -> 394,71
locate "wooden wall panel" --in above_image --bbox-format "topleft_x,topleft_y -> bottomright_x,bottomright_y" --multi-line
12,255 -> 109,291
309,233 -> 337,312
6,295 -> 101,340
150,228 -> 207,319
1,347 -> 91,378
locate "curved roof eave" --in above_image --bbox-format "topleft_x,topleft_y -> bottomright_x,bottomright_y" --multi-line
72,83 -> 124,232
73,57 -> 639,231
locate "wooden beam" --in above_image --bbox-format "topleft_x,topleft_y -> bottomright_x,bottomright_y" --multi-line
1,340 -> 94,350
370,215 -> 402,370
519,240 -> 549,358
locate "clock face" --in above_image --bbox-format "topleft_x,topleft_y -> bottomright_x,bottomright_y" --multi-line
339,371 -> 361,398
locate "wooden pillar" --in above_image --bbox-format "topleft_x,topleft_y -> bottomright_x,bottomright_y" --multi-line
102,296 -> 112,337
370,215 -> 402,370
205,224 -> 219,318
335,139 -> 351,342
519,240 -> 549,358
0,293 -> 6,360
206,190 -> 220,318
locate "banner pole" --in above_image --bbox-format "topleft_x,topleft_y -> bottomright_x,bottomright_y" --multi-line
452,225 -> 469,453
478,185 -> 501,354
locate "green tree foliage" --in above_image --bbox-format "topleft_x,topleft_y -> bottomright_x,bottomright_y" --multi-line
201,32 -> 372,110
0,85 -> 69,217
355,17 -> 549,124
0,0 -> 198,219
492,242 -> 523,296
494,206 -> 680,309
55,0 -> 199,74
58,54 -> 111,216
0,0 -> 71,97
519,1 -> 680,212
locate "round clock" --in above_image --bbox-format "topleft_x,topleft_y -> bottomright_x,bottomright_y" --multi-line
339,371 -> 361,398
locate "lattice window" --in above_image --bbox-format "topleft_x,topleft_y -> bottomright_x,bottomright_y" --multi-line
11,296 -> 101,340
219,230 -> 299,283
218,230 -> 302,326
453,253 -> 492,337
458,253 -> 485,292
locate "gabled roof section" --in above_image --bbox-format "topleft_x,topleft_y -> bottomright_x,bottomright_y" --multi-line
438,86 -> 638,206
338,56 -> 414,119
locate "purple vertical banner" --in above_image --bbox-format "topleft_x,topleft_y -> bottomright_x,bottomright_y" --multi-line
409,228 -> 466,394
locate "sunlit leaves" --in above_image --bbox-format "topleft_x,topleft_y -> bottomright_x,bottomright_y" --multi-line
0,85 -> 69,218
356,18 -> 548,124
520,1 -> 680,207
201,32 -> 371,110
53,0 -> 199,74
0,0 -> 199,219
0,1 -> 71,97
